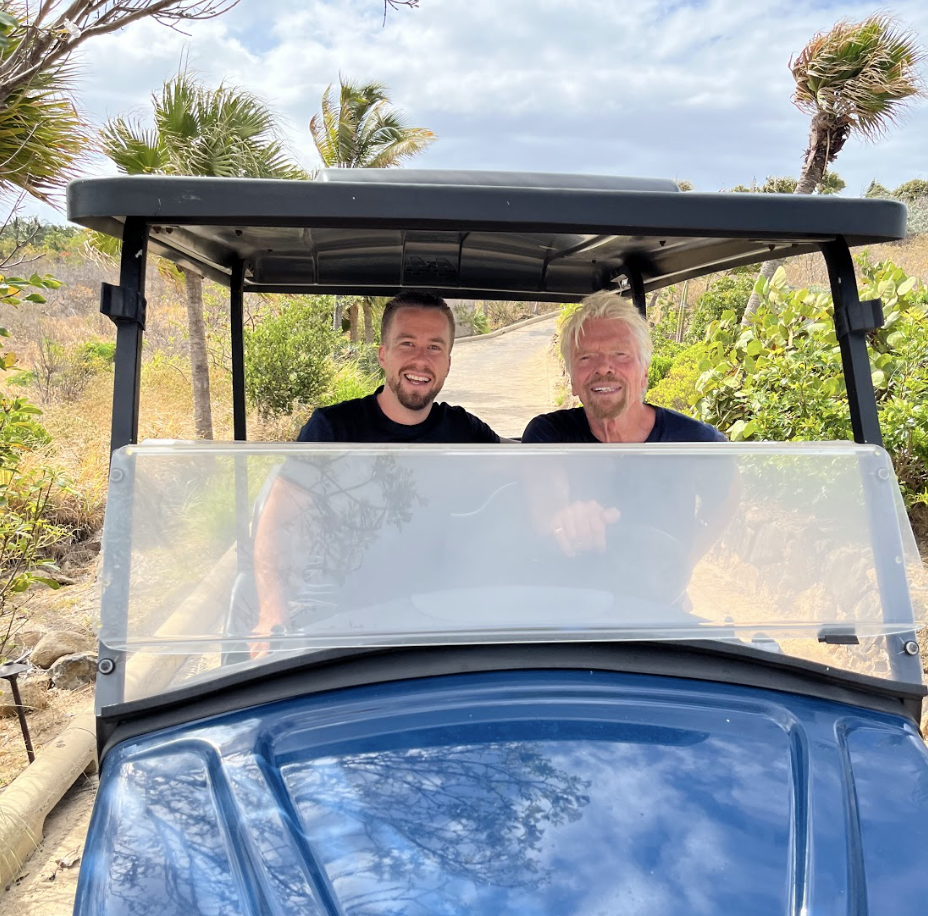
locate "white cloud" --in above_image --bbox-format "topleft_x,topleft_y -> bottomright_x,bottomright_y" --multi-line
15,0 -> 928,221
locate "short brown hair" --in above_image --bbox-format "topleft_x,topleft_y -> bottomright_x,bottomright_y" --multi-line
381,291 -> 455,348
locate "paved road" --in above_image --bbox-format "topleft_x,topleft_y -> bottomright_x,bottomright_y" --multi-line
0,314 -> 562,915
441,316 -> 560,438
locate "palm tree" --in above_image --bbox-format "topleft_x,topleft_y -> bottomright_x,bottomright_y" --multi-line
0,35 -> 85,205
101,73 -> 307,438
742,15 -> 925,324
310,78 -> 435,170
310,78 -> 435,341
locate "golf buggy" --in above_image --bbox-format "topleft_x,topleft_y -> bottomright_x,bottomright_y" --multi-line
66,170 -> 928,915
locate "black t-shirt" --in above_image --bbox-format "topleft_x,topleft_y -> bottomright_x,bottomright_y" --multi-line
297,387 -> 501,443
522,405 -> 726,443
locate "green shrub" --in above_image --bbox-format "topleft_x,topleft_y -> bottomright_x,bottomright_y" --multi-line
244,296 -> 339,418
648,342 -> 709,413
322,356 -> 382,406
693,262 -> 928,510
647,354 -> 675,388
684,273 -> 755,344
78,338 -> 117,367
0,272 -> 69,658
33,335 -> 115,403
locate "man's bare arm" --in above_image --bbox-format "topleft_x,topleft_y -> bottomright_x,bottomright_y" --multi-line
251,476 -> 313,658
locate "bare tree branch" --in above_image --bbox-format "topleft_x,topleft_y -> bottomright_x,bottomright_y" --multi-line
0,1 -> 241,109
383,0 -> 418,27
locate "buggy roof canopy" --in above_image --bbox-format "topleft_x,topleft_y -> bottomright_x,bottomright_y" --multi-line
66,170 -> 908,301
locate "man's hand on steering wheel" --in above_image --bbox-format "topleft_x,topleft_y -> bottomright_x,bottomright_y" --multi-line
549,500 -> 621,557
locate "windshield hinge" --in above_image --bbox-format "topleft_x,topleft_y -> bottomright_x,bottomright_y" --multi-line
834,297 -> 883,340
817,629 -> 860,646
100,282 -> 147,330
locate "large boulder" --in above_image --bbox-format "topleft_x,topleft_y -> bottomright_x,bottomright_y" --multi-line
31,631 -> 93,669
48,653 -> 97,691
0,671 -> 50,717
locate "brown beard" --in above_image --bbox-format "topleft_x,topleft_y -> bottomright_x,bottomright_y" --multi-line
583,382 -> 629,421
388,370 -> 442,412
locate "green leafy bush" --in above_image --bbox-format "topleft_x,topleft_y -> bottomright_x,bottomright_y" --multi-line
244,296 -> 339,418
647,354 -> 675,388
648,342 -> 709,412
472,310 -> 490,335
322,354 -> 382,406
0,272 -> 69,658
78,338 -> 117,367
684,274 -> 755,344
33,335 -> 116,403
693,262 -> 928,510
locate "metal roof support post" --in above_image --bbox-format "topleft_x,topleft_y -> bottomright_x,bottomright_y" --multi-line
97,218 -> 148,721
820,239 -> 883,447
101,218 -> 148,453
821,239 -> 921,685
230,259 -> 247,442
229,259 -> 253,621
625,262 -> 647,318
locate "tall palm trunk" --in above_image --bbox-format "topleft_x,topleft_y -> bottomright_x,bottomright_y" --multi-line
347,302 -> 359,344
742,116 -> 841,325
183,268 -> 213,439
362,298 -> 374,344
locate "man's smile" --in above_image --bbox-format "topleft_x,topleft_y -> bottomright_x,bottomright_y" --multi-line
403,371 -> 433,386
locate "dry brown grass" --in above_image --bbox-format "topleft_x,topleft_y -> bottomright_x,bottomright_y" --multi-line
34,357 -> 302,540
779,235 -> 928,290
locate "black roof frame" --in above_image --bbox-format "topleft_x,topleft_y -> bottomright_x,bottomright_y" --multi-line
66,171 -> 903,452
68,172 -> 907,299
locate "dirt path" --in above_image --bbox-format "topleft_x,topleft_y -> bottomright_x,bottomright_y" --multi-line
0,776 -> 96,915
441,317 -> 561,438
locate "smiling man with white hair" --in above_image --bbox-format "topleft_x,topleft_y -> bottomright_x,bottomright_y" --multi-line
522,290 -> 725,444
521,291 -> 728,558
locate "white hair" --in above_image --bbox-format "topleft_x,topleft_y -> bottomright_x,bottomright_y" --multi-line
560,290 -> 653,373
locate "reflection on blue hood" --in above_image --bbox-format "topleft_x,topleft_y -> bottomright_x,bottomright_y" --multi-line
75,671 -> 928,915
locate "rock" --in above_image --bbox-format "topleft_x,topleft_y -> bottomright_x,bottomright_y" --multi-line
9,628 -> 45,650
31,631 -> 93,669
0,671 -> 50,717
48,653 -> 97,691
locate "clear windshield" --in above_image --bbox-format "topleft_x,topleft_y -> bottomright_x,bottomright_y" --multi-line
97,442 -> 927,707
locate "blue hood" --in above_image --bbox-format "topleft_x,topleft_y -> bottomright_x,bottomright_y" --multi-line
75,670 -> 928,915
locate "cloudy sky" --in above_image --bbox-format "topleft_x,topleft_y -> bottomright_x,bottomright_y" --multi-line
23,0 -> 928,223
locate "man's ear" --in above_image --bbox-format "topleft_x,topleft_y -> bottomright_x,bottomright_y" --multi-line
377,345 -> 386,370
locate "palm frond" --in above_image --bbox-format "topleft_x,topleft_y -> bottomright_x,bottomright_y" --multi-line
309,76 -> 434,169
0,60 -> 88,203
791,15 -> 925,141
100,70 -> 303,181
100,116 -> 168,174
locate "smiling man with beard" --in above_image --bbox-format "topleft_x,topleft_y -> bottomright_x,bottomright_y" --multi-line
523,290 -> 724,446
250,292 -> 499,657
296,291 -> 500,443
521,290 -> 728,560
